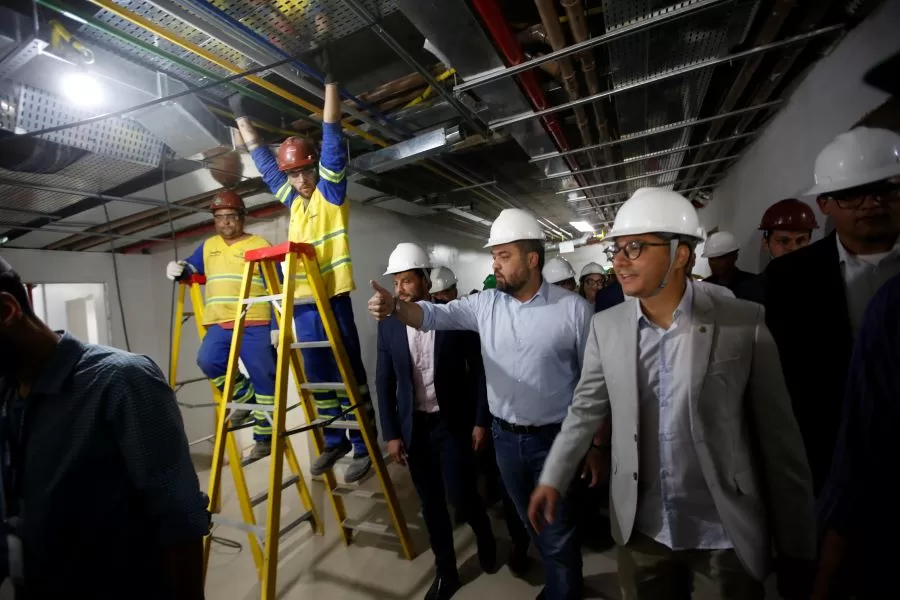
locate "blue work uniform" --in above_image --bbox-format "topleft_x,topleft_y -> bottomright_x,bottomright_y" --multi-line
183,236 -> 277,442
250,123 -> 371,456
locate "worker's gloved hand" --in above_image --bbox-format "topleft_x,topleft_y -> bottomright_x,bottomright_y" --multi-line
315,45 -> 336,85
270,329 -> 280,347
227,94 -> 249,120
166,261 -> 187,281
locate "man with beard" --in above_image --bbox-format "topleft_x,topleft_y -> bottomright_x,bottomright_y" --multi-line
0,258 -> 208,599
367,209 -> 593,600
764,127 -> 900,495
166,190 -> 277,460
229,49 -> 373,482
376,243 -> 496,600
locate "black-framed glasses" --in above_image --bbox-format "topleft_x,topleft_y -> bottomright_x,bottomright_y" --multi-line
824,181 -> 900,209
604,240 -> 670,262
583,278 -> 604,288
285,166 -> 316,178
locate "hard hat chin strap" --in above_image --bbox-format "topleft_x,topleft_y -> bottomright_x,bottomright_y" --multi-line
645,239 -> 680,298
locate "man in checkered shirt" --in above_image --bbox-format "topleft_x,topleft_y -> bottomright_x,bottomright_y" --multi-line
0,258 -> 208,599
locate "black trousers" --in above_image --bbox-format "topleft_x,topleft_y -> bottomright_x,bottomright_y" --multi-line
408,412 -> 493,578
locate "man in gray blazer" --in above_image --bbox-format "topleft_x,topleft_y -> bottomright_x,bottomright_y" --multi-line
529,188 -> 816,600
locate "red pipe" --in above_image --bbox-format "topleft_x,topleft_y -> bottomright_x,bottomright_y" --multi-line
471,0 -> 584,179
120,202 -> 286,254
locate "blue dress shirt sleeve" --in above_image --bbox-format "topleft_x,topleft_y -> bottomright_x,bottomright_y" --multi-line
419,293 -> 481,332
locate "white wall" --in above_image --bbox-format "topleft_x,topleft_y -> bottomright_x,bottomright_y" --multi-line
150,202 -> 492,453
31,283 -> 110,345
1,248 -> 161,362
704,0 -> 900,273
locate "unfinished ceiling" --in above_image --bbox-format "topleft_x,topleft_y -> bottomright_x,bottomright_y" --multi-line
0,0 -> 882,252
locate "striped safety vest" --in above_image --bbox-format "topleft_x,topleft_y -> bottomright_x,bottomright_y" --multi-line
202,235 -> 271,325
275,170 -> 355,300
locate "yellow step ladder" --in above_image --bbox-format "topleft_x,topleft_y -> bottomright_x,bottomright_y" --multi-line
170,274 -> 321,586
204,241 -> 415,599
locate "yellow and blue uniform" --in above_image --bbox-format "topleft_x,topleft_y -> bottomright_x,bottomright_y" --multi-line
250,122 -> 371,455
184,234 -> 277,442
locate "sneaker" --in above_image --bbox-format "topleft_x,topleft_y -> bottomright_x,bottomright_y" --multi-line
310,439 -> 352,476
343,454 -> 371,483
229,409 -> 253,425
248,440 -> 271,460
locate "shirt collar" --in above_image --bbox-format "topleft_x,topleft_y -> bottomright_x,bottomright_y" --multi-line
636,279 -> 694,328
500,279 -> 550,306
836,233 -> 900,265
30,332 -> 85,396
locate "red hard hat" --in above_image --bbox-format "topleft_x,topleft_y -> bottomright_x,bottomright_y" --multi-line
277,136 -> 317,172
758,198 -> 819,231
210,190 -> 245,213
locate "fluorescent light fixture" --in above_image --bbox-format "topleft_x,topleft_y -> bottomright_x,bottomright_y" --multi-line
569,220 -> 595,233
0,236 -> 8,245
62,72 -> 104,108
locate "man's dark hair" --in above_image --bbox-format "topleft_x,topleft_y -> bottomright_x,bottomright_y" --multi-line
516,239 -> 545,271
0,259 -> 35,318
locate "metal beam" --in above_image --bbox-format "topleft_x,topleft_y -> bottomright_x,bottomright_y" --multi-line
145,0 -> 403,142
492,25 -> 843,130
0,179 -> 208,214
572,183 -> 721,210
530,100 -> 781,163
559,156 -> 738,194
341,0 -> 487,136
455,0 -> 731,93
544,131 -> 757,180
0,222 -> 171,244
350,126 -> 463,174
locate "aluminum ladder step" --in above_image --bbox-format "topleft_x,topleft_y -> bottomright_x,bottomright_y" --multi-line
332,486 -> 386,502
291,341 -> 332,349
242,294 -> 315,306
299,382 -> 346,391
250,475 -> 302,508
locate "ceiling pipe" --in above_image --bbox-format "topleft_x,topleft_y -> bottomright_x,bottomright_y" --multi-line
531,99 -> 782,162
470,0 -> 591,198
533,0 -> 605,197
457,0 -> 732,93
559,154 -> 739,193
492,24 -> 844,129
560,0 -> 614,168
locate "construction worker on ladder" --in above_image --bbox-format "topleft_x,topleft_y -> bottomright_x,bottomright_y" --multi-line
229,50 -> 372,482
166,190 -> 276,460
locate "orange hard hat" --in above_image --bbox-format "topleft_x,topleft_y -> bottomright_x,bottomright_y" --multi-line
758,198 -> 819,231
277,136 -> 317,172
210,190 -> 245,213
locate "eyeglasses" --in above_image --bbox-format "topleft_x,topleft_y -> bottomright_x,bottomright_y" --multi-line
824,181 -> 899,209
604,240 -> 670,262
286,166 -> 316,178
583,278 -> 604,288
213,213 -> 241,222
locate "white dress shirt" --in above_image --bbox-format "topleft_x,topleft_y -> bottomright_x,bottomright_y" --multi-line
406,326 -> 439,413
634,281 -> 732,550
836,234 -> 900,334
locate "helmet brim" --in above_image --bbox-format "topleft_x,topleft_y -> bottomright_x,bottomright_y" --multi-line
804,163 -> 900,196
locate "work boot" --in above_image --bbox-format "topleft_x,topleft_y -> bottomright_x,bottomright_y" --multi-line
310,438 -> 352,476
229,409 -> 253,425
508,542 -> 530,578
248,440 -> 271,461
344,453 -> 372,483
476,529 -> 498,574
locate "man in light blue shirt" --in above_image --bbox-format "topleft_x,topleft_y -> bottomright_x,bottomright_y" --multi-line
368,209 -> 593,600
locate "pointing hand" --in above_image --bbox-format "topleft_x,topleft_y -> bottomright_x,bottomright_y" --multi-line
368,280 -> 395,320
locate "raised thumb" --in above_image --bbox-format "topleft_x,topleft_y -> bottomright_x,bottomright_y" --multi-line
370,279 -> 389,296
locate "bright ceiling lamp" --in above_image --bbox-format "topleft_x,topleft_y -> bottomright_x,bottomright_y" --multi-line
569,220 -> 595,233
61,72 -> 104,108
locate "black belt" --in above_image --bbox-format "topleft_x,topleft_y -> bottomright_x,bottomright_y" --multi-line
493,416 -> 560,434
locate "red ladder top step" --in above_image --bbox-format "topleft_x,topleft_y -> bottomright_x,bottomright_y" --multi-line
244,241 -> 317,262
181,274 -> 206,285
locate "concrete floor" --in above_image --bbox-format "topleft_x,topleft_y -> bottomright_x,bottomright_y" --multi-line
200,449 -> 779,600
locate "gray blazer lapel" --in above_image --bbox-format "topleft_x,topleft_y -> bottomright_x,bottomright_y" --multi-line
690,285 -> 716,409
613,298 -> 640,412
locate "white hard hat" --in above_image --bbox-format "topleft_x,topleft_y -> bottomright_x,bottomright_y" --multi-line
579,262 -> 605,278
542,257 -> 576,284
485,208 -> 544,247
384,242 -> 429,275
805,127 -> 900,196
429,266 -> 457,293
607,187 -> 705,241
701,231 -> 740,258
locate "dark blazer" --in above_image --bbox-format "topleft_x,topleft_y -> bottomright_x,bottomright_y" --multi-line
594,281 -> 625,312
703,269 -> 756,293
376,315 -> 490,449
763,232 -> 854,493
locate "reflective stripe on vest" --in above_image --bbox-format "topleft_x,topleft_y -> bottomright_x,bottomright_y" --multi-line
202,235 -> 272,325
287,188 -> 355,299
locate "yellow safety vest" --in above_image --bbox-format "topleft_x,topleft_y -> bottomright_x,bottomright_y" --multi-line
202,234 -> 271,325
285,189 -> 355,299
